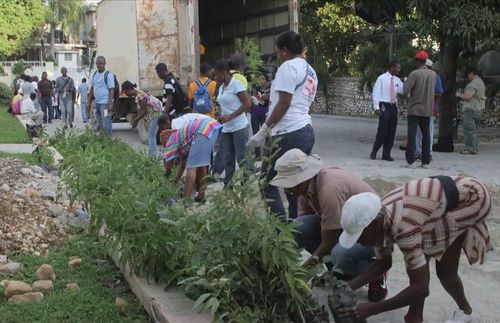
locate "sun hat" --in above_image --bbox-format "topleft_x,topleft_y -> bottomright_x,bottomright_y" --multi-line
339,192 -> 382,249
415,50 -> 428,61
270,149 -> 323,188
425,59 -> 433,67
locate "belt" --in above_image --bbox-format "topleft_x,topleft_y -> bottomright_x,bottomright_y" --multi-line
430,176 -> 459,213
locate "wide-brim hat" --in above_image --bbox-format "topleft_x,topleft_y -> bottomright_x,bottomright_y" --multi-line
270,149 -> 323,188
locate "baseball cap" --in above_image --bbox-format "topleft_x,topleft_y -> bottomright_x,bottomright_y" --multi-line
339,192 -> 381,249
425,59 -> 433,67
415,50 -> 428,61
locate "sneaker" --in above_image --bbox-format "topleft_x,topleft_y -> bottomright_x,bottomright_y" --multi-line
382,156 -> 394,162
421,164 -> 430,169
368,274 -> 388,302
370,152 -> 376,160
48,120 -> 52,124
444,309 -> 472,323
402,163 -> 416,169
460,149 -> 477,155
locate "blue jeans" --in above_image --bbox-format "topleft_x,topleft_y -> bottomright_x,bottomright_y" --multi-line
294,214 -> 374,277
60,97 -> 73,126
415,116 -> 435,157
148,117 -> 159,158
463,110 -> 480,152
261,124 -> 315,218
221,125 -> 250,185
40,96 -> 53,123
81,102 -> 89,122
94,103 -> 112,135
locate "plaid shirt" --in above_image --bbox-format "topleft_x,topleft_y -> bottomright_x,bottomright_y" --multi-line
163,118 -> 221,161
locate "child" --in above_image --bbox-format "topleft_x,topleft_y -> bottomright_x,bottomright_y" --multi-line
158,114 -> 221,202
52,80 -> 60,119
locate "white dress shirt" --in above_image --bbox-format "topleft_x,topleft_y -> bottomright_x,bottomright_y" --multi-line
20,97 -> 36,114
372,71 -> 403,110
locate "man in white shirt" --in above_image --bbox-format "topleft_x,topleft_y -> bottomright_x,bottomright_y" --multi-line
21,93 -> 44,125
370,61 -> 403,161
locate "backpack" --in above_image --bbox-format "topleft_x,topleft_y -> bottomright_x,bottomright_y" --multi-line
193,79 -> 213,114
12,100 -> 22,115
92,70 -> 120,101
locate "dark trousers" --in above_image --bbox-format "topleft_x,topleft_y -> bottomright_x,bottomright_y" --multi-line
406,116 -> 431,165
261,124 -> 315,219
40,96 -> 53,122
372,103 -> 398,158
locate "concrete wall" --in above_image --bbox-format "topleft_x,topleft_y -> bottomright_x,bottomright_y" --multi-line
311,77 -> 500,128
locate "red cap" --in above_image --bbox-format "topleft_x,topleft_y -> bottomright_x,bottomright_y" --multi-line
415,50 -> 428,61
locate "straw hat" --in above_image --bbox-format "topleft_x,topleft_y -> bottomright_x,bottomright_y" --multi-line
270,149 -> 323,188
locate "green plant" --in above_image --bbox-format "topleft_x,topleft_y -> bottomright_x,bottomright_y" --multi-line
12,60 -> 30,76
235,37 -> 264,92
0,81 -> 11,107
55,130 -> 316,322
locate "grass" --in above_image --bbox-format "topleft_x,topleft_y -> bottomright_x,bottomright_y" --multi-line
0,235 -> 150,323
0,151 -> 36,164
0,105 -> 30,144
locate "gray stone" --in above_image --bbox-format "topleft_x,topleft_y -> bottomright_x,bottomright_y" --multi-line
0,262 -> 24,275
4,280 -> 32,298
47,204 -> 66,218
41,190 -> 56,201
9,292 -> 44,304
31,165 -> 45,174
20,168 -> 34,176
35,264 -> 55,281
32,280 -> 53,294
1,183 -> 10,192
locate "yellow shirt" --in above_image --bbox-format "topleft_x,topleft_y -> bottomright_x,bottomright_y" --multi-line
230,70 -> 248,90
12,94 -> 23,106
188,76 -> 217,118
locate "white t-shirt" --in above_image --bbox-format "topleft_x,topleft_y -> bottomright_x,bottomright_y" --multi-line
217,78 -> 248,133
267,58 -> 317,136
21,97 -> 36,114
171,113 -> 209,130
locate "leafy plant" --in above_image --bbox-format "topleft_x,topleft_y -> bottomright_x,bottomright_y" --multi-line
235,37 -> 264,92
12,60 -> 31,76
0,82 -> 12,107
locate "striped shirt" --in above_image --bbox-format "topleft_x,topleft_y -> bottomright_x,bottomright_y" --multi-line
375,176 -> 492,270
163,117 -> 221,161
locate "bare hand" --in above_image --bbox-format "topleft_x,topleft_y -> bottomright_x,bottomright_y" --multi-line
131,119 -> 139,129
108,103 -> 114,113
337,303 -> 373,320
219,115 -> 232,123
455,91 -> 462,98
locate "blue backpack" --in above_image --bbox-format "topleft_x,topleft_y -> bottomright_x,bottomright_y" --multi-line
193,79 -> 212,114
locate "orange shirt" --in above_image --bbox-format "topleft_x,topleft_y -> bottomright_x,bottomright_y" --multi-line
188,76 -> 217,118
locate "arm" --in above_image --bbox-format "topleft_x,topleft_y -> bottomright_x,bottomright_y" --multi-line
173,158 -> 186,186
88,86 -> 94,106
164,95 -> 173,114
265,91 -> 293,128
303,229 -> 341,267
372,76 -> 382,110
458,89 -> 475,101
356,264 -> 430,319
222,90 -> 251,123
349,257 -> 392,291
108,88 -> 115,112
132,102 -> 149,128
403,73 -> 415,97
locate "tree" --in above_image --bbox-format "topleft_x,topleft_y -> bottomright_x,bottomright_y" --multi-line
46,0 -> 86,61
0,0 -> 47,58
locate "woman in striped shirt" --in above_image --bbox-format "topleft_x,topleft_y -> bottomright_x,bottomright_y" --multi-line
337,176 -> 492,323
159,115 -> 221,201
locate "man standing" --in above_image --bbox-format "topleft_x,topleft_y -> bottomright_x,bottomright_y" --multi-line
456,67 -> 485,155
55,67 -> 75,129
403,50 -> 437,168
370,61 -> 403,161
37,72 -> 53,124
77,78 -> 89,123
155,63 -> 188,118
88,56 -> 115,135
270,149 -> 388,302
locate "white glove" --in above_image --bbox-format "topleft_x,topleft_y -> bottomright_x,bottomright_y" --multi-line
247,123 -> 270,148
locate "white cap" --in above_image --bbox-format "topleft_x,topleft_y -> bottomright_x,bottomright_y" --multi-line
425,59 -> 433,67
339,192 -> 381,248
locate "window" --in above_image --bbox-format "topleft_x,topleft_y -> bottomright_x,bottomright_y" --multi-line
64,53 -> 72,62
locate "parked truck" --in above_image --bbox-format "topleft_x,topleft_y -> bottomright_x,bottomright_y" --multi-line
96,0 -> 298,142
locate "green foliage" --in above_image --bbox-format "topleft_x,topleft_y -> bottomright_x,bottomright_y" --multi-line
12,60 -> 31,76
0,0 -> 47,57
0,105 -> 30,144
54,131 -> 314,322
0,235 -> 148,323
0,82 -> 12,107
234,37 -> 264,91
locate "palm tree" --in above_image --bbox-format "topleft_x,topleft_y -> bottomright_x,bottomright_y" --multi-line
47,0 -> 86,61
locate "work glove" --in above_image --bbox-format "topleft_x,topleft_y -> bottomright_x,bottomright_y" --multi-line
247,123 -> 270,148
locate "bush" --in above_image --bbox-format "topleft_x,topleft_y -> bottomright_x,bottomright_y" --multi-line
0,82 -> 12,107
12,59 -> 30,76
55,130 -> 315,322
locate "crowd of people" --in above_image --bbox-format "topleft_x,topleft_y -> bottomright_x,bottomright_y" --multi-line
7,29 -> 492,323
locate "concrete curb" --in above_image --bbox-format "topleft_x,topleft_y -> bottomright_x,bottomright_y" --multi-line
109,249 -> 212,323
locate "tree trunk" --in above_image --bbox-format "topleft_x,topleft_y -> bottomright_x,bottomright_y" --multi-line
50,22 -> 56,62
434,38 -> 460,152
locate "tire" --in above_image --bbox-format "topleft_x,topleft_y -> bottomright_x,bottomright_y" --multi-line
137,119 -> 148,144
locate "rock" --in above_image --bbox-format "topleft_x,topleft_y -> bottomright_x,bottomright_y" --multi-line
4,280 -> 32,298
32,280 -> 53,294
0,279 -> 8,288
35,264 -> 55,281
33,251 -> 41,257
47,204 -> 66,218
115,297 -> 128,310
0,262 -> 24,275
67,216 -> 89,230
0,254 -> 6,264
20,168 -> 34,176
1,183 -> 10,192
31,166 -> 45,174
9,292 -> 44,304
68,258 -> 82,267
41,190 -> 56,201
65,283 -> 80,292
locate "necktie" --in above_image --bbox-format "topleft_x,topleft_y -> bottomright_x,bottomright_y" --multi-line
390,76 -> 396,104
